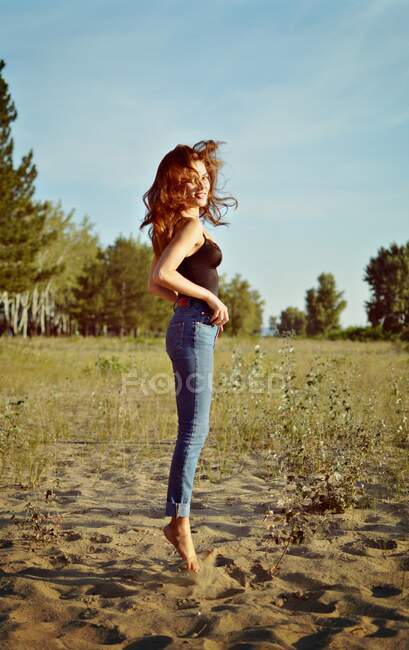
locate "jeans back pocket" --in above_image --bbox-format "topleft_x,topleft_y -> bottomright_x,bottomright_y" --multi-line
166,321 -> 185,355
195,312 -> 214,327
194,316 -> 218,350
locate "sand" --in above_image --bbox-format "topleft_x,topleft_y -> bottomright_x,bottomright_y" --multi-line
0,441 -> 408,649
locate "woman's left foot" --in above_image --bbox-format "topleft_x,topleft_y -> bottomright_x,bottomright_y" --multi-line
163,522 -> 200,573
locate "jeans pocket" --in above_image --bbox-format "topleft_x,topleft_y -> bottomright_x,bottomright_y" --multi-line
194,318 -> 218,351
195,313 -> 214,328
166,321 -> 185,354
196,321 -> 214,330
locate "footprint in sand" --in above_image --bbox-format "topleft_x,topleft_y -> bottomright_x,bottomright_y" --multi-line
179,616 -> 215,639
278,589 -> 337,614
0,539 -> 13,549
250,559 -> 274,586
89,533 -> 112,544
122,635 -> 173,648
85,582 -> 136,598
62,530 -> 82,542
214,553 -> 248,587
176,597 -> 200,610
230,625 -> 291,648
371,584 -> 402,598
61,620 -> 126,645
0,578 -> 15,597
364,537 -> 398,550
341,537 -> 398,556
49,552 -> 70,566
77,608 -> 99,620
184,551 -> 246,600
206,552 -> 248,598
398,556 -> 409,571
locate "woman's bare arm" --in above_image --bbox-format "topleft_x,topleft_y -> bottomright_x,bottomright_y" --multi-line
152,219 -> 213,303
149,283 -> 179,303
147,255 -> 179,303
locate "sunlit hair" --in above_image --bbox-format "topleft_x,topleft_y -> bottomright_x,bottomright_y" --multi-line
140,140 -> 238,257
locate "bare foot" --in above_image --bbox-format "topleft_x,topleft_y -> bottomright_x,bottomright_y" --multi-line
163,521 -> 200,573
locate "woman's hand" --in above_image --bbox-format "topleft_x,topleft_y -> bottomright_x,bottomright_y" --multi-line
216,323 -> 224,339
206,294 -> 229,328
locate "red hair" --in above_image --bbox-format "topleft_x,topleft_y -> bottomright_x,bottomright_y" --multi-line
140,140 -> 238,257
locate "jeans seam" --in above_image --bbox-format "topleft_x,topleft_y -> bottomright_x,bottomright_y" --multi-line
182,321 -> 199,453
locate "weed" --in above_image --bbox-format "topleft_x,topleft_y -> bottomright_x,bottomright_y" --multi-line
12,499 -> 64,548
95,355 -> 131,374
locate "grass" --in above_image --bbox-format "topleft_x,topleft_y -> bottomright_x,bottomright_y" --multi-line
1,332 -> 408,507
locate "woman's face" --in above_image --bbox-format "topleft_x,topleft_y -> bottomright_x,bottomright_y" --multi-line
184,159 -> 211,208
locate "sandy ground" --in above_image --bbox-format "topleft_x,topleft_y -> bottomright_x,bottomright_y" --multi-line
0,442 -> 408,649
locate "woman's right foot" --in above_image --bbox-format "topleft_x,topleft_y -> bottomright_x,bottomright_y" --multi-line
163,520 -> 200,573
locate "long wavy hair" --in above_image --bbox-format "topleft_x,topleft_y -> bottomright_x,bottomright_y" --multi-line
140,140 -> 238,258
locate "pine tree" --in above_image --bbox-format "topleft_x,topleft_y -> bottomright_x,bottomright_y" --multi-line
0,58 -> 58,293
69,251 -> 108,336
104,235 -> 157,336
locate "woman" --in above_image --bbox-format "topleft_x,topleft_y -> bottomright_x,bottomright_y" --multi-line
140,140 -> 238,573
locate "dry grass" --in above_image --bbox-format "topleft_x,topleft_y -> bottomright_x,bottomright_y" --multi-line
1,332 -> 408,502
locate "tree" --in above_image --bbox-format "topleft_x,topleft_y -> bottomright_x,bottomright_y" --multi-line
219,273 -> 264,335
103,236 -> 150,336
268,314 -> 278,335
364,241 -> 409,335
278,307 -> 306,336
38,202 -> 100,301
0,59 -> 59,294
69,251 -> 108,336
70,235 -> 171,337
305,272 -> 347,336
19,202 -> 101,335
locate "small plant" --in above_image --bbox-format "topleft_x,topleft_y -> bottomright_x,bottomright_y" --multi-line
391,376 -> 409,448
263,470 -> 350,574
0,399 -> 25,473
264,505 -> 322,575
95,355 -> 130,374
13,500 -> 64,547
0,398 -> 50,486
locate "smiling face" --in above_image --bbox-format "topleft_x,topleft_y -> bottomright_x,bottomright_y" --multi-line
184,159 -> 211,208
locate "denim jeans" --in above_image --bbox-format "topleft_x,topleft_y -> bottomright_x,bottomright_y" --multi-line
165,296 -> 218,517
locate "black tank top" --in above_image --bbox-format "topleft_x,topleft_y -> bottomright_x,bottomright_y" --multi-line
177,232 -> 222,297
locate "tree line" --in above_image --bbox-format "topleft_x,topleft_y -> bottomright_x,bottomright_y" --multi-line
1,58 -> 408,340
270,246 -> 409,341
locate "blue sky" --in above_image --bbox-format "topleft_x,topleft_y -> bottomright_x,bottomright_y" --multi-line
1,0 -> 408,328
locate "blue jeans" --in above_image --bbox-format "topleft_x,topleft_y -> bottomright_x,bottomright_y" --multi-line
165,296 -> 219,518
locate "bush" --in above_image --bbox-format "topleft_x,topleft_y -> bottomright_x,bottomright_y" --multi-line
327,325 -> 393,342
